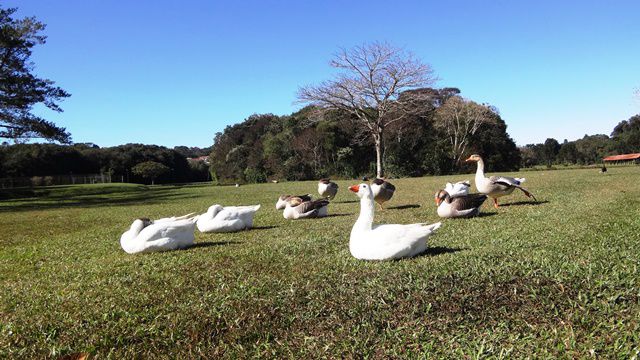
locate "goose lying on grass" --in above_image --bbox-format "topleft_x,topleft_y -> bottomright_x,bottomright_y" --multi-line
444,180 -> 471,197
196,204 -> 261,233
283,197 -> 329,219
120,214 -> 198,254
276,194 -> 312,210
435,190 -> 487,218
318,178 -> 339,200
349,183 -> 441,260
465,154 -> 537,208
371,178 -> 395,209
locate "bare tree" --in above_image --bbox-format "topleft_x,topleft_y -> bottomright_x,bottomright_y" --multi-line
433,96 -> 497,165
297,42 -> 437,177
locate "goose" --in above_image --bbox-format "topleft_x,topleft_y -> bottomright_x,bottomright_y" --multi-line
465,154 -> 537,208
120,213 -> 198,254
371,178 -> 396,209
276,194 -> 312,210
444,180 -> 471,197
435,190 -> 487,218
318,178 -> 339,200
349,183 -> 441,260
283,197 -> 329,219
196,204 -> 261,233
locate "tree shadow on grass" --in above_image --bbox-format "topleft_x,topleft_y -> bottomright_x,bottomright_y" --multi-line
416,246 -> 467,258
501,200 -> 549,207
387,204 -> 421,210
0,186 -> 200,212
190,240 -> 241,249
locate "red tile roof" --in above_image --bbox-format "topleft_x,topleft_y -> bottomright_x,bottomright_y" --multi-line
603,153 -> 640,161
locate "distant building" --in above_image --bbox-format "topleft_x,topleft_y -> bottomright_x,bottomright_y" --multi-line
603,153 -> 640,164
186,155 -> 210,165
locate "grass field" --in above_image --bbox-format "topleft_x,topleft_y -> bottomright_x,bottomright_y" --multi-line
1,167 -> 639,358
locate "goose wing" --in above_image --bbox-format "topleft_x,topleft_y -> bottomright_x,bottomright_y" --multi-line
450,193 -> 487,210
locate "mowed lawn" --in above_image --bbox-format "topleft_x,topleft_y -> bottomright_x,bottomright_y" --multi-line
1,167 -> 639,358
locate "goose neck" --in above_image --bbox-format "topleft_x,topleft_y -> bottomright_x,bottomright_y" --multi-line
353,196 -> 374,231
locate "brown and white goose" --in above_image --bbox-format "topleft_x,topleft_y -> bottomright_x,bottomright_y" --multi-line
465,154 -> 537,208
318,178 -> 339,200
283,197 -> 329,219
371,178 -> 396,209
435,190 -> 487,218
276,194 -> 312,210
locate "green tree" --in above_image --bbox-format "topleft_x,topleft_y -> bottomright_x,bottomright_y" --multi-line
131,161 -> 169,185
542,138 -> 560,167
0,7 -> 71,143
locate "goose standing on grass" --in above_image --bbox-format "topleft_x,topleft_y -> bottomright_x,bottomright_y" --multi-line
435,190 -> 487,218
444,180 -> 471,197
196,204 -> 260,233
276,194 -> 312,210
120,214 -> 198,254
371,178 -> 396,209
349,183 -> 441,260
318,178 -> 339,200
465,154 -> 537,208
283,197 -> 329,219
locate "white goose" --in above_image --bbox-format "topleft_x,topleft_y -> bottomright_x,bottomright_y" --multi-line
349,183 -> 441,260
196,204 -> 261,233
444,180 -> 471,197
120,214 -> 198,254
465,154 -> 536,208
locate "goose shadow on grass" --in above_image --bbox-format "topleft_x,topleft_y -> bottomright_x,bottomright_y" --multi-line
500,200 -> 549,207
325,213 -> 353,218
190,240 -> 241,249
251,225 -> 278,230
417,246 -> 467,258
387,204 -> 420,210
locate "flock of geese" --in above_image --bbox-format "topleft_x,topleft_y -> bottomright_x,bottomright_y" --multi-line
120,154 -> 537,260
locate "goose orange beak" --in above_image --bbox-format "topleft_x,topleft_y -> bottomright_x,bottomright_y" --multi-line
349,185 -> 359,193
464,156 -> 474,162
435,197 -> 441,206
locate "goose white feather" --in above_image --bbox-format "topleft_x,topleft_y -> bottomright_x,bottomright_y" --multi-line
349,183 -> 441,260
120,215 -> 198,254
443,180 -> 471,197
196,204 -> 261,233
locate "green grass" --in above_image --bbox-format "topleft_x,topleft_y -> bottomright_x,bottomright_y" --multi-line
1,167 -> 639,358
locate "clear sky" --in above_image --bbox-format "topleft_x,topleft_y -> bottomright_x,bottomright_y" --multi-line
8,0 -> 640,148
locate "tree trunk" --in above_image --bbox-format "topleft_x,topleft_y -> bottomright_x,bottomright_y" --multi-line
374,132 -> 384,178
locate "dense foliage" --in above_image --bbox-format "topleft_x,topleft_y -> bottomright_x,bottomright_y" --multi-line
0,143 -> 210,184
521,114 -> 640,167
209,88 -> 521,184
0,7 -> 71,143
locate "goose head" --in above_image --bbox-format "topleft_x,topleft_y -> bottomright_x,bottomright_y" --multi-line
287,197 -> 304,207
207,204 -> 224,217
129,217 -> 153,235
434,190 -> 449,206
349,183 -> 373,200
465,154 -> 482,162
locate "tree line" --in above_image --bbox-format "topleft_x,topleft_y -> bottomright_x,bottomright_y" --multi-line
209,87 -> 521,184
0,143 -> 211,184
520,114 -> 640,167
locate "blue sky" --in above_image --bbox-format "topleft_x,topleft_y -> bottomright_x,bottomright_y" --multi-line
8,0 -> 640,148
